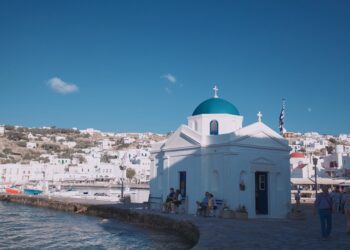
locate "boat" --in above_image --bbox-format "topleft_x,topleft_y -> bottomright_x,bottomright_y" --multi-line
5,187 -> 22,195
23,188 -> 43,195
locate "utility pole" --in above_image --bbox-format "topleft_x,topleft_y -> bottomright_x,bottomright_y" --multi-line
313,157 -> 318,197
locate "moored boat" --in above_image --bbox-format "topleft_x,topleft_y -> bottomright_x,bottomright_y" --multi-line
5,187 -> 22,195
24,188 -> 43,195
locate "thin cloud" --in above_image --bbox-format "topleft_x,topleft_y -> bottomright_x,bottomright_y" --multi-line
162,73 -> 176,83
47,77 -> 79,94
307,107 -> 312,112
165,87 -> 172,94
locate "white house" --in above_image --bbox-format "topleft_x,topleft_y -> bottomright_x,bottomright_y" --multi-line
123,137 -> 136,144
47,156 -> 71,166
26,142 -> 37,149
0,125 -> 4,136
27,132 -> 37,140
322,145 -> 350,177
290,152 -> 310,178
99,138 -> 113,150
80,128 -> 101,135
0,163 -> 45,184
150,86 -> 291,218
63,141 -> 77,148
55,136 -> 66,142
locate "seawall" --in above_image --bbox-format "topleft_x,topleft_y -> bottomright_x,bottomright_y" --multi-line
0,194 -> 199,248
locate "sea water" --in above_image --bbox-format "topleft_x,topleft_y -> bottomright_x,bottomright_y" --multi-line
0,202 -> 191,250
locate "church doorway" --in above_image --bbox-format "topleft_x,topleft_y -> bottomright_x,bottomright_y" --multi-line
255,172 -> 268,215
179,171 -> 186,198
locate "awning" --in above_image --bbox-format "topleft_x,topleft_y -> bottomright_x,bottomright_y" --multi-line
291,178 -> 350,186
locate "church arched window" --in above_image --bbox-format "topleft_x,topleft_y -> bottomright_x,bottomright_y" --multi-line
210,120 -> 219,135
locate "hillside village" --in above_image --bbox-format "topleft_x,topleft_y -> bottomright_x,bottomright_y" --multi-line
0,125 -> 167,185
285,131 -> 350,179
1,124 -> 350,186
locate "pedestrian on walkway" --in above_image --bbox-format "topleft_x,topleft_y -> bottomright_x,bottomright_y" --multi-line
314,186 -> 333,239
330,187 -> 341,213
295,189 -> 301,208
341,187 -> 350,235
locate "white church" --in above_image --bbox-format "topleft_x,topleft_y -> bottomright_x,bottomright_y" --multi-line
150,86 -> 291,218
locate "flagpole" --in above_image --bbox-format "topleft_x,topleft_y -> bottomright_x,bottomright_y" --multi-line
279,98 -> 286,136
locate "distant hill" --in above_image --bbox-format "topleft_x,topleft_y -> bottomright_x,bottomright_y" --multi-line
0,125 -> 168,164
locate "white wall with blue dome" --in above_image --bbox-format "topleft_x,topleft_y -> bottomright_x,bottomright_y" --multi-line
150,86 -> 291,218
188,94 -> 243,137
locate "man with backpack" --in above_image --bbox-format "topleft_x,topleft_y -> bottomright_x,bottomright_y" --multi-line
314,186 -> 333,239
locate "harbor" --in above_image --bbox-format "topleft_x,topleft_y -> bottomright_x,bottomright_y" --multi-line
0,200 -> 192,250
1,193 -> 350,249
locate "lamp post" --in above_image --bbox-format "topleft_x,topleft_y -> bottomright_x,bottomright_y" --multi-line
313,157 -> 318,197
119,164 -> 126,199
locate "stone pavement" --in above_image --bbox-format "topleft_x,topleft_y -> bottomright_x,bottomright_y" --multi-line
161,204 -> 350,250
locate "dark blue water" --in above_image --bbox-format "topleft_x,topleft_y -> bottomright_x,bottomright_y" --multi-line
0,202 -> 191,250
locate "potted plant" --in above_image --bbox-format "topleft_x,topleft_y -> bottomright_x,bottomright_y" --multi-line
235,204 -> 248,219
221,203 -> 235,219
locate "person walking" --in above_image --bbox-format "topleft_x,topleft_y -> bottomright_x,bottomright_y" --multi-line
331,187 -> 341,213
295,189 -> 301,208
341,187 -> 350,235
314,186 -> 333,239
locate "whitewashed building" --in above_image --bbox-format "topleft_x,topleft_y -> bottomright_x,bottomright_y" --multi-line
0,125 -> 4,136
27,132 -> 37,140
63,141 -> 77,148
123,137 -> 136,144
322,145 -> 350,177
99,138 -> 113,150
290,152 -> 311,178
150,87 -> 291,218
80,128 -> 101,135
26,142 -> 37,149
0,163 -> 45,184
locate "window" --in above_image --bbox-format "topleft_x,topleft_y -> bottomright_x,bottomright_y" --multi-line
210,120 -> 219,135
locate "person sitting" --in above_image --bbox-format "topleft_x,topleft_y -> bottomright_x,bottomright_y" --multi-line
163,188 -> 176,213
196,192 -> 209,216
207,193 -> 217,216
170,189 -> 182,213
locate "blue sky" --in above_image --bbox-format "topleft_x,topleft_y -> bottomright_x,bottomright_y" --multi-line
1,0 -> 349,134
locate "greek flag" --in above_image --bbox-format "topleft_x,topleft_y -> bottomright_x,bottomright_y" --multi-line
279,99 -> 286,134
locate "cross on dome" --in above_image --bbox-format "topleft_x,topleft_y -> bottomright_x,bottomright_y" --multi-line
257,111 -> 262,122
213,85 -> 219,98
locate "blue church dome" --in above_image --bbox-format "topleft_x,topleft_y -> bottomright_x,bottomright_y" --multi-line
192,98 -> 240,116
